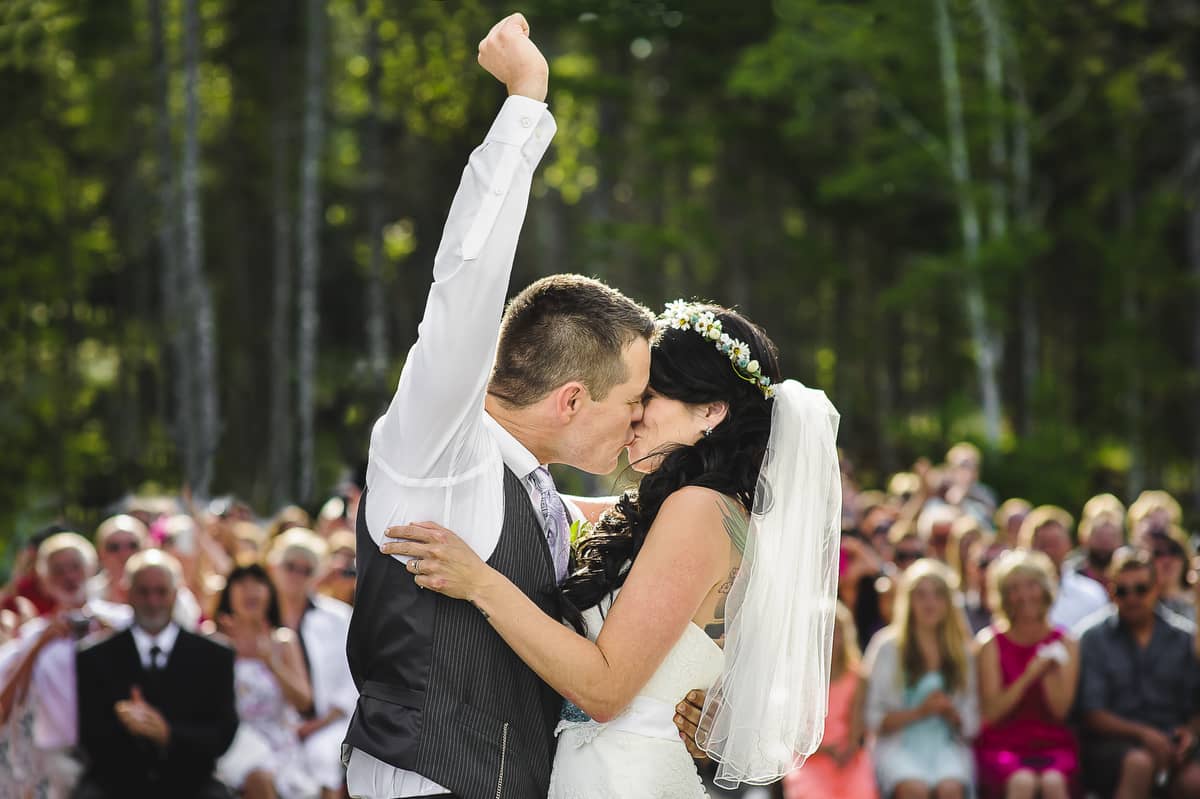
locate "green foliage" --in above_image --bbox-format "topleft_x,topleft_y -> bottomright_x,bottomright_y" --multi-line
1,0 -> 1199,558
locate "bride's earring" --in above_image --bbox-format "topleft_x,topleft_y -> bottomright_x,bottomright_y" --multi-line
702,427 -> 713,437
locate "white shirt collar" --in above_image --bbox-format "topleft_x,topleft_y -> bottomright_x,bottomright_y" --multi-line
130,622 -> 180,669
483,412 -> 542,480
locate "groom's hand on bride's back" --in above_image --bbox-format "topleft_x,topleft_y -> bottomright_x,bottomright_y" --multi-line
674,689 -> 710,763
478,12 -> 548,102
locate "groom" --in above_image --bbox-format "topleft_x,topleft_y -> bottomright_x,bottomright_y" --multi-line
343,14 -> 656,799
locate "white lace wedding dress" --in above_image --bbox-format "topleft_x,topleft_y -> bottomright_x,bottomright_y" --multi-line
548,592 -> 724,799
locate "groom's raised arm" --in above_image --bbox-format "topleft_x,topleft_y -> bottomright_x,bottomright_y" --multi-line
371,15 -> 554,479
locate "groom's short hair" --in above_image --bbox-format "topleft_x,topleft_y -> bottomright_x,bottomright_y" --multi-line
489,275 -> 654,408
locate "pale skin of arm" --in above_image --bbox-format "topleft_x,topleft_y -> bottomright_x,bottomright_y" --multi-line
977,630 -> 1078,724
384,486 -> 740,723
267,628 -> 313,714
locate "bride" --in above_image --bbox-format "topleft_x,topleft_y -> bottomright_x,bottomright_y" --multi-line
383,301 -> 841,795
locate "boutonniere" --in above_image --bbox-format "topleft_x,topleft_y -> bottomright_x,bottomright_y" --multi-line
569,519 -> 595,545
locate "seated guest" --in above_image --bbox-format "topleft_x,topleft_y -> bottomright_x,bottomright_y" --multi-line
0,524 -> 71,620
889,521 -> 928,572
74,550 -> 237,799
1068,494 -> 1126,586
88,515 -> 201,629
1127,490 -> 1182,545
212,564 -> 320,799
268,529 -> 357,799
783,602 -> 878,798
0,533 -> 131,798
947,515 -> 987,595
964,539 -> 1008,634
917,503 -> 962,563
865,559 -> 979,799
974,550 -> 1079,799
943,441 -> 997,527
994,498 -> 1031,550
1077,548 -> 1200,799
1151,526 -> 1195,623
1017,505 -> 1108,631
315,530 -> 356,606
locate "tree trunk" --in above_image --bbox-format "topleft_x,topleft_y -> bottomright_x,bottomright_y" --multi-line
181,0 -> 219,497
296,0 -> 326,503
150,0 -> 194,486
1184,80 -> 1200,511
1005,6 -> 1039,437
266,0 -> 294,509
934,0 -> 1003,446
362,5 -> 388,395
1118,137 -> 1144,495
972,0 -> 1008,241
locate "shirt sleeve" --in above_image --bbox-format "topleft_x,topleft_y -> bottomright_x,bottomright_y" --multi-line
370,95 -> 556,481
1076,628 -> 1108,716
863,632 -> 900,733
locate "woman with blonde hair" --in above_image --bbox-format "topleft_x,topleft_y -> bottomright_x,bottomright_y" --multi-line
864,559 -> 978,799
783,601 -> 879,798
974,550 -> 1079,799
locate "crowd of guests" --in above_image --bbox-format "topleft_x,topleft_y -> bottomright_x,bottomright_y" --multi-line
2,445 -> 1199,799
0,487 -> 361,798
783,444 -> 1200,799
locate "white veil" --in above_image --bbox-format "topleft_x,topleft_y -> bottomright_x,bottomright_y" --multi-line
698,379 -> 842,788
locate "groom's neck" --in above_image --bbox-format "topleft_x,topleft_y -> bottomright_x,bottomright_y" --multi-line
485,393 -> 557,465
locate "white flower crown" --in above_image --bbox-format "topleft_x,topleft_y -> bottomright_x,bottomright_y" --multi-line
659,300 -> 776,399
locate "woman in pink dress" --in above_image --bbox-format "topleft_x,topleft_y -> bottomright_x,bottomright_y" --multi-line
784,602 -> 879,799
975,549 -> 1079,799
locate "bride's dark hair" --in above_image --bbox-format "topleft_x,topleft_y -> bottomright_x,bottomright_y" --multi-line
560,304 -> 782,620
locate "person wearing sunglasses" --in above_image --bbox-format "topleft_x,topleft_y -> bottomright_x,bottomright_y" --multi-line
1151,527 -> 1196,624
1076,548 -> 1200,799
88,514 -> 202,630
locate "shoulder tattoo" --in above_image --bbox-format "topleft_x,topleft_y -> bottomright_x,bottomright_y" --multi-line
717,495 -> 749,554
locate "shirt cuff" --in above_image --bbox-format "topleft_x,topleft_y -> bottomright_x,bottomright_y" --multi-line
486,94 -> 550,147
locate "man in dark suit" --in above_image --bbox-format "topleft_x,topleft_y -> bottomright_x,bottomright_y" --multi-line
74,549 -> 238,799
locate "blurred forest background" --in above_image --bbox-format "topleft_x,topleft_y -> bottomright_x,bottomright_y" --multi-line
2,0 -> 1200,553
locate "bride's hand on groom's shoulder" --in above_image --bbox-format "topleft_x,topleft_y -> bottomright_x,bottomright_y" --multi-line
381,522 -> 490,600
477,13 -> 548,102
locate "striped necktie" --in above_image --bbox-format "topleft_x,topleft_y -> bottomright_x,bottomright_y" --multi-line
529,466 -> 569,584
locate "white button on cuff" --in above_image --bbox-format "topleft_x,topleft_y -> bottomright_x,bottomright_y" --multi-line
520,116 -> 533,128
494,187 -> 504,195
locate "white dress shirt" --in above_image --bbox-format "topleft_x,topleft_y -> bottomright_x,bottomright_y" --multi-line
346,94 -> 558,799
130,621 -> 180,670
0,599 -> 132,749
1050,567 -> 1110,631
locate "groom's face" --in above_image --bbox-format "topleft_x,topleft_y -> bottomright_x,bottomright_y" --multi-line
561,337 -> 651,474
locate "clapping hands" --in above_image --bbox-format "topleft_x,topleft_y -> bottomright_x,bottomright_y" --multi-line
114,685 -> 170,747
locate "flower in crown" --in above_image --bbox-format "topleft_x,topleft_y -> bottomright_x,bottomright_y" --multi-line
656,300 -> 776,400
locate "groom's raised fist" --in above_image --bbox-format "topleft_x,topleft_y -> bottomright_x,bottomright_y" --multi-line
478,13 -> 548,102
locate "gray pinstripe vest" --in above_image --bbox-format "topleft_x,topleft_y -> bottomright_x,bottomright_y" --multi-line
344,468 -> 562,799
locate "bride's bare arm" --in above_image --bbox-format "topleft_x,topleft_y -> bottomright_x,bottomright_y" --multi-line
383,485 -> 732,722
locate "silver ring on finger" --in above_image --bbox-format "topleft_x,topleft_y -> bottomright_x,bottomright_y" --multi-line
411,558 -> 421,575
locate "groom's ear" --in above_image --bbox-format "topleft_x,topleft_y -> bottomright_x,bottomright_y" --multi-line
553,382 -> 587,421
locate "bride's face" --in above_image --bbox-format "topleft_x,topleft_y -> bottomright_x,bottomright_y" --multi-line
627,388 -> 712,474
